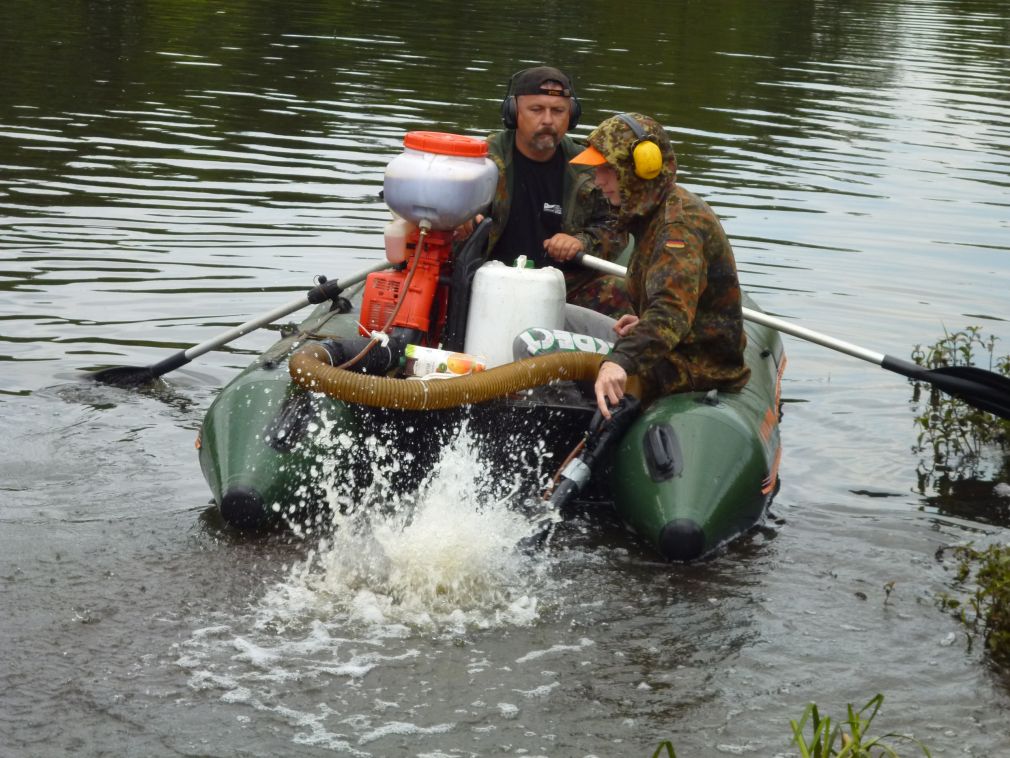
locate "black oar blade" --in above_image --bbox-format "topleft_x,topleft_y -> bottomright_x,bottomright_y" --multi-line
87,351 -> 188,387
882,356 -> 1010,420
925,366 -> 1010,420
88,365 -> 160,387
933,365 -> 1010,394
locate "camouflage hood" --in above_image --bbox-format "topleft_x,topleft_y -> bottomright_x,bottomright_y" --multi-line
586,113 -> 677,222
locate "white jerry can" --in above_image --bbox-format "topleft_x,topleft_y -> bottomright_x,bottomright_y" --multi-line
464,257 -> 566,368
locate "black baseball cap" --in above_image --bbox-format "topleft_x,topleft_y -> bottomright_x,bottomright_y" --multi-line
512,66 -> 574,97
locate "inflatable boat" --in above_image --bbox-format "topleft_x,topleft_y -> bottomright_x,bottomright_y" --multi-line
195,132 -> 785,561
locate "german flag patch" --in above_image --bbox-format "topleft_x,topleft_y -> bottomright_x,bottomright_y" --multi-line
665,239 -> 686,249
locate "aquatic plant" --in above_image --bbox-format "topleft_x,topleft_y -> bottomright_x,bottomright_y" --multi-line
939,542 -> 1010,664
910,327 -> 1010,490
649,695 -> 932,756
789,694 -> 931,757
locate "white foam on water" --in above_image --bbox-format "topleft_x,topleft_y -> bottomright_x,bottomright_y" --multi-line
263,419 -> 556,635
514,637 -> 595,664
358,720 -> 456,744
497,702 -> 520,719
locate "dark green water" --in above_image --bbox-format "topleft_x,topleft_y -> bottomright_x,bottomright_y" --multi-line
2,1 -> 1010,755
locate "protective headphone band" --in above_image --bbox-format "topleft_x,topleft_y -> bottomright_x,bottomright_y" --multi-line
617,113 -> 663,180
500,68 -> 582,130
617,113 -> 647,141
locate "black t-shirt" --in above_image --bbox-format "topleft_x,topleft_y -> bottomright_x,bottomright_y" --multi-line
492,147 -> 565,268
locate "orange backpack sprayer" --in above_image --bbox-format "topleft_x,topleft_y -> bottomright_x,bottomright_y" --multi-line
323,132 -> 498,373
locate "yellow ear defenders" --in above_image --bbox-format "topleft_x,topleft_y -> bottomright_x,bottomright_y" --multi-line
617,113 -> 663,180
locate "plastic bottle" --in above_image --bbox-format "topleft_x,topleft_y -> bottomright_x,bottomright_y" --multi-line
401,344 -> 486,378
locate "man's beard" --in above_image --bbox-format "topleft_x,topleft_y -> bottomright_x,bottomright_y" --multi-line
528,129 -> 560,152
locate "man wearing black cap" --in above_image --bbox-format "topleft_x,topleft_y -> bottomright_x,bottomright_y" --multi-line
476,65 -> 630,314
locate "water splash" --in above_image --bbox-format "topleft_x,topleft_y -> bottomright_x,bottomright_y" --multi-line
261,418 -> 560,635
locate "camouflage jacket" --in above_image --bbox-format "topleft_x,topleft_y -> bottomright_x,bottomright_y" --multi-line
607,181 -> 750,399
484,130 -> 626,269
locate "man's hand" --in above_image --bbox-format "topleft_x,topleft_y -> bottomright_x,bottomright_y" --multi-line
543,233 -> 584,262
594,360 -> 627,419
613,314 -> 639,337
453,213 -> 485,242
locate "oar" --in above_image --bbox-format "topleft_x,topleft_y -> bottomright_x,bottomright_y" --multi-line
87,260 -> 393,387
578,253 -> 1010,421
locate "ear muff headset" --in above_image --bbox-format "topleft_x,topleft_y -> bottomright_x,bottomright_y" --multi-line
617,113 -> 663,180
500,68 -> 582,131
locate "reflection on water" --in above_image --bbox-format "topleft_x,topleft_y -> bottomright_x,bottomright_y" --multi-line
2,0 -> 1010,755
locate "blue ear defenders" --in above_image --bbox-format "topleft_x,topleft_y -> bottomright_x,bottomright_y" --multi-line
500,69 -> 582,131
616,113 -> 663,180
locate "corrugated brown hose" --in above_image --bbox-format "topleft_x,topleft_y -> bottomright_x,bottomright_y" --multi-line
289,344 -> 639,410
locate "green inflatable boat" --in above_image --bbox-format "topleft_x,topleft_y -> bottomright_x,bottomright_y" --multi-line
196,254 -> 784,562
195,130 -> 784,561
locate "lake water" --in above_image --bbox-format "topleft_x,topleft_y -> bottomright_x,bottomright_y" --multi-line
2,0 -> 1010,755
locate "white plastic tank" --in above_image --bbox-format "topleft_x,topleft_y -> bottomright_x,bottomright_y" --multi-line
383,132 -> 498,230
464,257 -> 566,368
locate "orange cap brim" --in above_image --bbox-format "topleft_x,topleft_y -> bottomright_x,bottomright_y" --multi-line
569,145 -> 608,166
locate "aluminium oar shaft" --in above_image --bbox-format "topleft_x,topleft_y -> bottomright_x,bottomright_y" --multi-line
164,261 -> 394,364
179,294 -> 320,363
739,307 -> 885,366
88,259 -> 393,386
579,253 -> 886,365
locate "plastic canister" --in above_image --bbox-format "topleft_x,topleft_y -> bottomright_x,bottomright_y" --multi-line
463,257 -> 566,368
383,132 -> 498,230
383,213 -> 416,264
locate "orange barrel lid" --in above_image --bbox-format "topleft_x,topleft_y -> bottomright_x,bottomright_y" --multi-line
403,131 -> 488,158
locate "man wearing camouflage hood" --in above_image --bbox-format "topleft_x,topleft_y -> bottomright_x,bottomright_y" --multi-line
570,113 -> 750,417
